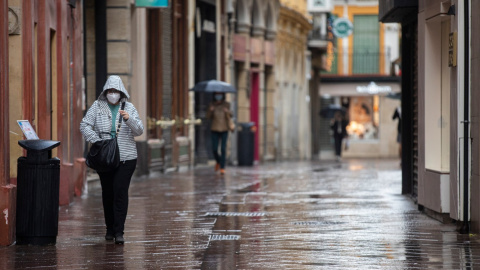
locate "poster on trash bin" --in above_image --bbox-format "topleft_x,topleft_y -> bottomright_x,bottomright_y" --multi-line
17,120 -> 39,140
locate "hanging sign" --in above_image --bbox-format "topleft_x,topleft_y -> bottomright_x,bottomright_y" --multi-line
136,0 -> 168,8
332,17 -> 353,38
322,14 -> 337,72
449,32 -> 457,67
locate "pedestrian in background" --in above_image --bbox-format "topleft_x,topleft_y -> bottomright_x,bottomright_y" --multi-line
80,75 -> 144,244
392,106 -> 402,159
331,112 -> 348,161
207,92 -> 233,175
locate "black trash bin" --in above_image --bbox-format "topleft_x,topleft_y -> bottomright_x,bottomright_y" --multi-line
237,122 -> 255,166
16,140 -> 61,245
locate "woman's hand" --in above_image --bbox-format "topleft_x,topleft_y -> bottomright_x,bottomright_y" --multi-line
119,110 -> 129,121
223,108 -> 229,113
210,106 -> 215,111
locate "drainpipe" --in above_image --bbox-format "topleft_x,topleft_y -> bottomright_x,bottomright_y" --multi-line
228,8 -> 238,165
461,0 -> 470,234
95,0 -> 107,98
264,71 -> 267,162
82,0 -> 86,110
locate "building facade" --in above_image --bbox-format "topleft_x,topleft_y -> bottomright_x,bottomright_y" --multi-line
1,0 -> 194,246
380,0 -> 480,233
470,0 -> 480,233
307,0 -> 333,160
416,0 -> 457,224
319,0 -> 401,159
221,0 -> 280,163
1,0 -> 85,245
84,0 -> 191,176
0,0 -> 316,246
275,0 -> 312,160
193,0 -> 221,164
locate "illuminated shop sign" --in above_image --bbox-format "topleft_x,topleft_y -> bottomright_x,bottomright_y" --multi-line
356,82 -> 392,94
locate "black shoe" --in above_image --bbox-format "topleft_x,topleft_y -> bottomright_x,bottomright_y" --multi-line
115,235 -> 125,244
105,232 -> 114,241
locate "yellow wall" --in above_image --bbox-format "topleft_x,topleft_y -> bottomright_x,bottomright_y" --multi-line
8,0 -> 23,178
332,6 -> 344,74
279,0 -> 308,17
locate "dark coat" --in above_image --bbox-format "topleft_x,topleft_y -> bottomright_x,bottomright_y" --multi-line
392,107 -> 401,134
331,120 -> 348,138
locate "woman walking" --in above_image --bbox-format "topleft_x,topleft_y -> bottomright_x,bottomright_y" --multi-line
207,92 -> 233,175
80,75 -> 144,244
331,112 -> 348,161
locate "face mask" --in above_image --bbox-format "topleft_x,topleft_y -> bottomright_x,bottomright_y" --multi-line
107,92 -> 120,104
214,94 -> 223,101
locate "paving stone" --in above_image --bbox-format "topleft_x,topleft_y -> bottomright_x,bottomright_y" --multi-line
1,159 -> 479,269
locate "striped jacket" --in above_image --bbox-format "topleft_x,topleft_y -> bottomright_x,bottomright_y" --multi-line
80,76 -> 144,161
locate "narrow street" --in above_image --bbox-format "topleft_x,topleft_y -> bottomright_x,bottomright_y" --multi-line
1,159 -> 479,269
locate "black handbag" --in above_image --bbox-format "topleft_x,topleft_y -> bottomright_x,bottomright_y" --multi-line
86,102 -> 125,172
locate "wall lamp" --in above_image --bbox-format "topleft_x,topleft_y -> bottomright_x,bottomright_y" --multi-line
447,5 -> 455,16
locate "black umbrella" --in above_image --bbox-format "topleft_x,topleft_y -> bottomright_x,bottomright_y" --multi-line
190,80 -> 236,93
319,104 -> 346,118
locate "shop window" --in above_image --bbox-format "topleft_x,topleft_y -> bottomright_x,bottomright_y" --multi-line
346,96 -> 379,140
424,19 -> 450,172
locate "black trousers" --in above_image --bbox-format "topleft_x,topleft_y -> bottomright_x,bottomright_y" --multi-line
334,134 -> 344,157
97,159 -> 137,237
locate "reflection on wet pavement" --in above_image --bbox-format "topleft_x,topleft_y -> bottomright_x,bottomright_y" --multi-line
1,159 -> 480,269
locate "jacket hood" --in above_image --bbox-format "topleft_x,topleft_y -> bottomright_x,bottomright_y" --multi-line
99,75 -> 130,101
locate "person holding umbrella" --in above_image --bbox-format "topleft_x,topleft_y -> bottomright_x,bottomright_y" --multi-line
392,106 -> 402,160
331,111 -> 348,161
207,92 -> 233,174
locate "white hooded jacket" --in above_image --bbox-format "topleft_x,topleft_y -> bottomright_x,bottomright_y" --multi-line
80,75 -> 144,161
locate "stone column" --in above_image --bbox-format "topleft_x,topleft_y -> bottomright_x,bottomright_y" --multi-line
131,7 -> 149,176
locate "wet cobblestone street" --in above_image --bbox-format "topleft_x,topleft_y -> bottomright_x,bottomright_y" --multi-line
2,159 -> 480,269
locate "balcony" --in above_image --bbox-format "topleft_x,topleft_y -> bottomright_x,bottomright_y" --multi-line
308,13 -> 332,52
308,30 -> 329,50
322,51 -> 398,76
